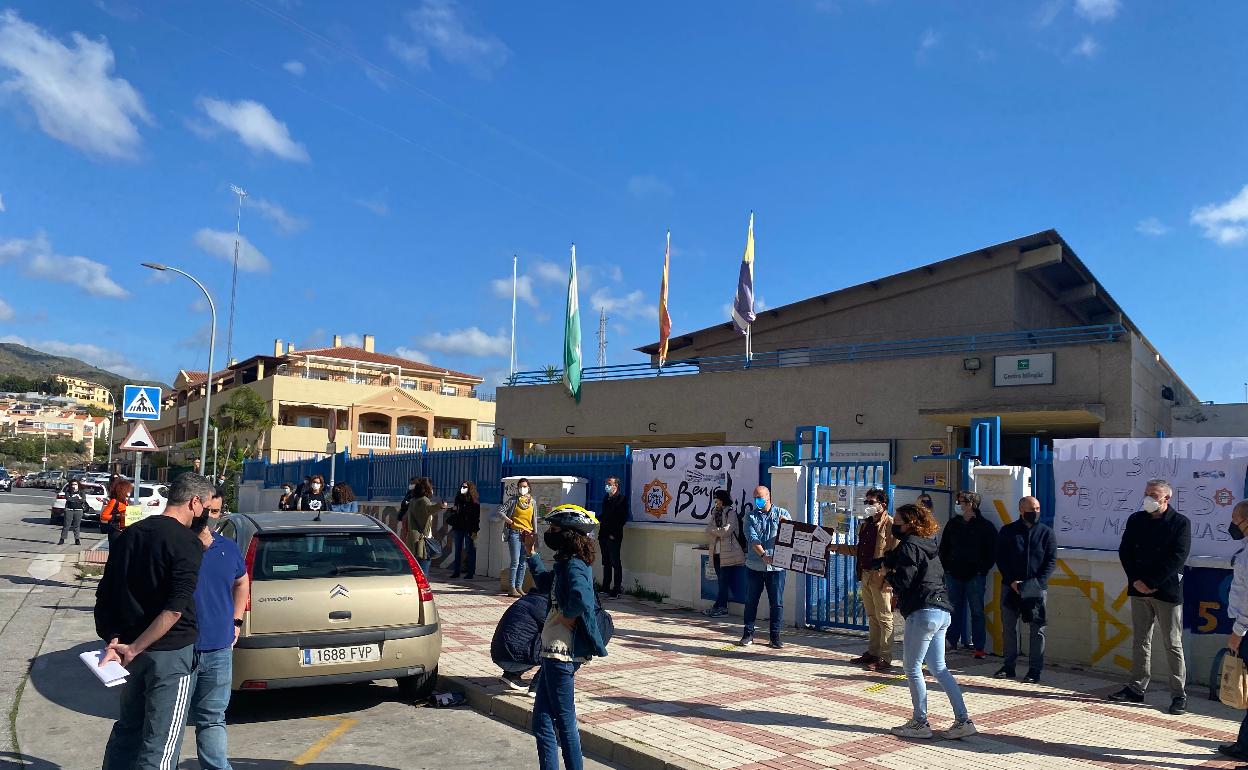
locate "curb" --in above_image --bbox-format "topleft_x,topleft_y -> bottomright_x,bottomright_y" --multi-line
440,673 -> 717,770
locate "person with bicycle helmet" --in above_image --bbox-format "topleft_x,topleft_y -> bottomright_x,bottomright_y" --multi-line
522,504 -> 609,770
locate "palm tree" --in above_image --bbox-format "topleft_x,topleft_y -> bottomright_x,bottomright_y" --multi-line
543,365 -> 560,384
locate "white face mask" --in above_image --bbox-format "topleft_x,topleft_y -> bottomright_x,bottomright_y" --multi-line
606,485 -> 614,494
312,483 -> 322,491
518,487 -> 529,496
1142,496 -> 1162,513
864,504 -> 880,517
408,484 -> 416,491
283,488 -> 291,495
460,486 -> 468,494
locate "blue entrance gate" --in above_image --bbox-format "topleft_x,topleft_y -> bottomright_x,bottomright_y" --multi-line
803,460 -> 891,631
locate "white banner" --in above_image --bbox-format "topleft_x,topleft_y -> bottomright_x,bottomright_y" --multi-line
631,446 -> 760,525
1052,437 -> 1248,557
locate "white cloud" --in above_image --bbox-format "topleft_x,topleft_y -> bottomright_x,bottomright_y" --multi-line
917,27 -> 940,59
340,333 -> 363,347
419,326 -> 509,357
627,174 -> 674,200
355,197 -> 390,216
531,260 -> 565,285
283,60 -> 306,76
252,197 -> 307,235
1075,0 -> 1120,22
388,0 -> 509,78
0,232 -> 128,298
0,193 -> 5,212
196,97 -> 309,162
1035,0 -> 1064,28
590,288 -> 657,322
0,297 -> 12,320
192,228 -> 272,272
0,10 -> 151,160
394,347 -> 429,363
491,274 -> 537,307
1191,184 -> 1248,245
0,335 -> 149,379
1136,217 -> 1170,237
1072,35 -> 1100,59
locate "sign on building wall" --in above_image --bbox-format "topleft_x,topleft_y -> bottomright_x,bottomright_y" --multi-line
994,353 -> 1054,386
631,446 -> 760,525
1052,437 -> 1248,557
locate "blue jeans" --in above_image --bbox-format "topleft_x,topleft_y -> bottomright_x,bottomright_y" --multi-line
417,557 -> 432,576
714,558 -> 741,610
533,659 -> 582,770
452,530 -> 477,576
902,608 -> 969,724
945,574 -> 986,651
507,529 -> 528,590
743,567 -> 786,640
191,647 -> 234,770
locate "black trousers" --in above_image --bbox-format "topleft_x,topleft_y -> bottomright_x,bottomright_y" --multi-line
600,533 -> 623,593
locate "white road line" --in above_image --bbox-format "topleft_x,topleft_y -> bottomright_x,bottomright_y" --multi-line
1,493 -> 55,500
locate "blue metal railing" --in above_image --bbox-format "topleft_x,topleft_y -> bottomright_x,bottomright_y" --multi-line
505,324 -> 1127,386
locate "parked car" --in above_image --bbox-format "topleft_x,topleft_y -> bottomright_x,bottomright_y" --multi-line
50,482 -> 167,526
217,511 -> 440,699
0,470 -> 11,492
44,471 -> 67,489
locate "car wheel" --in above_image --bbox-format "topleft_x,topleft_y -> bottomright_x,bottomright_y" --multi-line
396,665 -> 438,703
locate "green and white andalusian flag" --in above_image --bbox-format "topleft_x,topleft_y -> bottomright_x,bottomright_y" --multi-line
563,243 -> 583,402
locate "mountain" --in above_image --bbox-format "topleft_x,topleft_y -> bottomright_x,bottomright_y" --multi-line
0,343 -> 167,398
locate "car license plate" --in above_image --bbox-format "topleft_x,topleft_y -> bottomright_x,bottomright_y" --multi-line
300,643 -> 381,666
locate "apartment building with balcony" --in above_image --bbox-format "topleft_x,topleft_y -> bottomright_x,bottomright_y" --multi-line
147,334 -> 497,463
52,375 -> 114,410
0,397 -> 107,444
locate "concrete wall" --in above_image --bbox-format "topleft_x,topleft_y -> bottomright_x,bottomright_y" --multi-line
1171,403 -> 1248,437
1130,336 -> 1199,436
498,340 -> 1134,488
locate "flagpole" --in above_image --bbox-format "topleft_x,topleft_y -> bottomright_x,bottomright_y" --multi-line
510,254 -> 517,377
746,211 -> 754,363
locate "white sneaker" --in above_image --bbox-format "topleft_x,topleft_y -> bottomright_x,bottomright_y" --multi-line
890,719 -> 933,739
941,718 -> 978,740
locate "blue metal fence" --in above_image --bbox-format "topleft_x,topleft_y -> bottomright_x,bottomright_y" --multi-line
804,461 -> 892,631
1030,438 -> 1055,529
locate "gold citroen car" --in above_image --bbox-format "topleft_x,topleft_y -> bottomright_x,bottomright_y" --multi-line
217,511 -> 441,700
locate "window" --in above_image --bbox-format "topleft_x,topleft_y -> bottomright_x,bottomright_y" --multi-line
295,415 -> 325,428
252,532 -> 409,580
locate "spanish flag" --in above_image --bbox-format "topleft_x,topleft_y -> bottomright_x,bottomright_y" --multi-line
658,231 -> 672,367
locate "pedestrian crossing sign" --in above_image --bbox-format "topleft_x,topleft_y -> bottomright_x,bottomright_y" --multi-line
122,385 -> 162,420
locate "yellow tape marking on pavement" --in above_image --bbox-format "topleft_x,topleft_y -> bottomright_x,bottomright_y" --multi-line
864,673 -> 906,693
285,716 -> 358,768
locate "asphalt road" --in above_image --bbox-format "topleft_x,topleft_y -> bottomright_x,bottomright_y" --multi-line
0,489 -> 620,769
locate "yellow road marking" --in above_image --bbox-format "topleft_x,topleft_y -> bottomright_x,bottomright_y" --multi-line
285,716 -> 358,768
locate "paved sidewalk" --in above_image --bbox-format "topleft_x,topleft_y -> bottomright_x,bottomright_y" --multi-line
435,578 -> 1245,770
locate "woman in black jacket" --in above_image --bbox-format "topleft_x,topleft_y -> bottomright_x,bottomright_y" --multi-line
449,481 -> 481,579
885,503 -> 976,741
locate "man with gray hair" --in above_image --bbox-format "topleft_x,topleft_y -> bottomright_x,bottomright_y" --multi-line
1109,479 -> 1191,715
95,472 -> 213,769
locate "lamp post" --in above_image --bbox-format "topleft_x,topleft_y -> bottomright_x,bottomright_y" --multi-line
142,263 -> 216,473
103,389 -> 116,473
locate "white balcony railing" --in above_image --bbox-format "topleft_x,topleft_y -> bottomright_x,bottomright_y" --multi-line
395,435 -> 427,452
357,432 -> 391,450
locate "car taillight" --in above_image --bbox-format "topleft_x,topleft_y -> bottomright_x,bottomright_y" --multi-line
387,531 -> 433,602
56,494 -> 65,500
240,680 -> 267,690
243,537 -> 258,611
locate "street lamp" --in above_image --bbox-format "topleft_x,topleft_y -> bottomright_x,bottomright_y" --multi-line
142,262 -> 216,473
103,389 -> 116,473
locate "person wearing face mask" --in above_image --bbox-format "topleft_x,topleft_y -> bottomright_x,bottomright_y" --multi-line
831,488 -> 898,671
499,478 -> 536,597
885,503 -> 976,741
188,491 -> 248,770
402,477 -> 440,576
449,481 -> 481,580
738,485 -> 791,649
297,474 -> 332,515
277,483 -> 297,511
398,476 -> 420,518
704,489 -> 746,618
1110,479 -> 1191,715
522,505 -> 608,770
937,491 -> 997,659
993,496 -> 1056,683
598,477 -> 628,599
1215,501 -> 1248,764
60,479 -> 90,546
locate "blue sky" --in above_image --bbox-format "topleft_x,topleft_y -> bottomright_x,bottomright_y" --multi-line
0,0 -> 1245,402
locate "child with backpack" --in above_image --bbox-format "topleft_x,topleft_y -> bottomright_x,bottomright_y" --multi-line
704,489 -> 746,618
522,504 -> 610,770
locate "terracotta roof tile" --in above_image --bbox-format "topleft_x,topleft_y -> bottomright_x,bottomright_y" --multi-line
294,346 -> 482,382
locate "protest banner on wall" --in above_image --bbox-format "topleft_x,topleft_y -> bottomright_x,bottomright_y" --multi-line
630,446 -> 760,525
1052,437 -> 1248,557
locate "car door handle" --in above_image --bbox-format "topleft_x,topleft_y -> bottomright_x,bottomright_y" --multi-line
329,611 -> 352,620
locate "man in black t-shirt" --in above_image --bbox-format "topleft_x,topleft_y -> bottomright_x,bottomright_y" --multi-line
96,472 -> 213,770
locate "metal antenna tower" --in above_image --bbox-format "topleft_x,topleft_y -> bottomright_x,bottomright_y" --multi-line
225,184 -> 249,364
596,307 -> 608,369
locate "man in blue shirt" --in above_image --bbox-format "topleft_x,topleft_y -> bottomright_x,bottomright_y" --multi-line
189,491 -> 249,770
739,485 -> 791,649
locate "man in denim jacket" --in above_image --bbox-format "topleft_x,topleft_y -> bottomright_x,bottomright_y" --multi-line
738,485 -> 791,649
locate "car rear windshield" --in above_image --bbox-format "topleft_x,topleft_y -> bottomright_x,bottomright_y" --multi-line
252,532 -> 409,581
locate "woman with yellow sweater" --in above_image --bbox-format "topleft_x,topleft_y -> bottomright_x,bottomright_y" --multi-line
499,478 -> 536,597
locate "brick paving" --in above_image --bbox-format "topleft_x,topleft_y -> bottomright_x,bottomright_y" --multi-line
434,577 -> 1244,770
